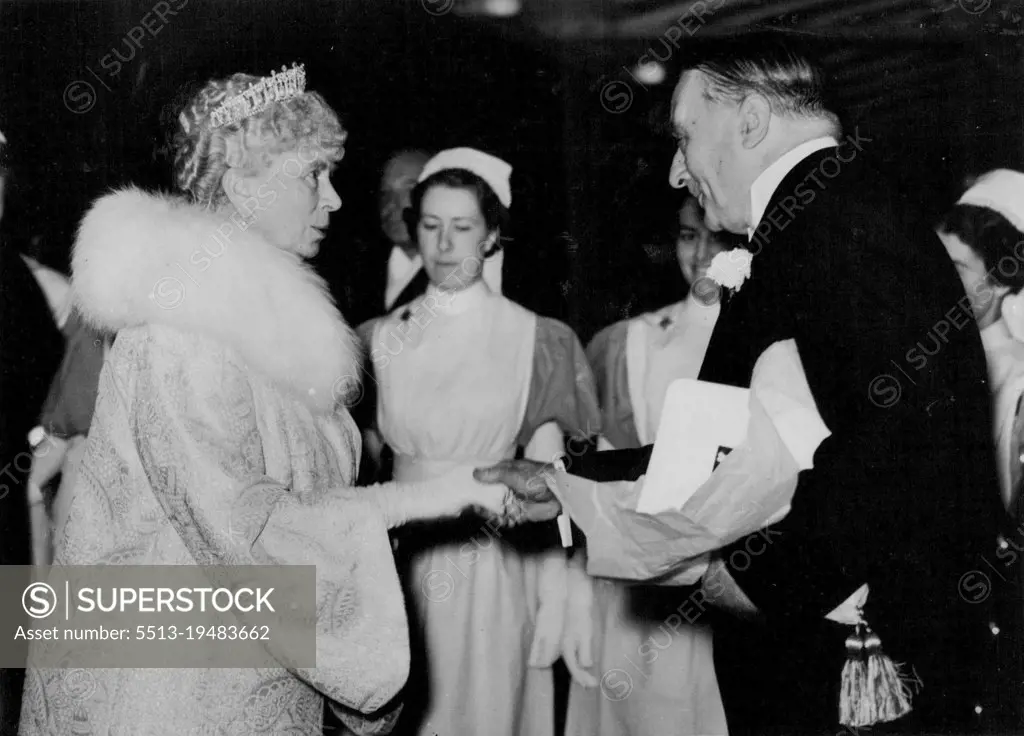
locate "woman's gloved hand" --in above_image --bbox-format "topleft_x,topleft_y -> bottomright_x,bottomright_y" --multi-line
372,466 -> 507,529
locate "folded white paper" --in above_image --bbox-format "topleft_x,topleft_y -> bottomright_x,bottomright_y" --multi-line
826,583 -> 870,625
637,380 -> 749,514
550,338 -> 864,618
638,339 -> 831,515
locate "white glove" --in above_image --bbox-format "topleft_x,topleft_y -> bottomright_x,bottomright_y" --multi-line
561,555 -> 597,688
528,552 -> 567,669
371,465 -> 506,529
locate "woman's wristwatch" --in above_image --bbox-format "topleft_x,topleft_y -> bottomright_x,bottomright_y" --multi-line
26,426 -> 49,506
28,426 -> 48,453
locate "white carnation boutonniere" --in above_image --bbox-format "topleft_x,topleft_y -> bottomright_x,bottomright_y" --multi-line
706,248 -> 754,293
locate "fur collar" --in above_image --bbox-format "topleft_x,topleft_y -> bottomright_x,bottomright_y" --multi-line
72,188 -> 361,414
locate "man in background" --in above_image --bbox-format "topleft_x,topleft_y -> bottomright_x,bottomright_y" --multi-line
343,149 -> 431,327
0,127 -> 64,733
379,149 -> 431,314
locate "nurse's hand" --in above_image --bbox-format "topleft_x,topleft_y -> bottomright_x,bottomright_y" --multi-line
561,556 -> 597,688
528,554 -> 567,669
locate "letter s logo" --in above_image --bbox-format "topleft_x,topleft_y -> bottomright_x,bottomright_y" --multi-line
23,583 -> 58,619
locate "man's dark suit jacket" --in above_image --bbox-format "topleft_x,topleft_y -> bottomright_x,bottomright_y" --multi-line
0,247 -> 64,734
572,146 -> 1018,733
0,249 -> 64,562
342,236 -> 427,330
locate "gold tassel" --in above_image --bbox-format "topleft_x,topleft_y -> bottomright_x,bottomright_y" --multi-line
839,624 -> 913,728
840,625 -> 870,727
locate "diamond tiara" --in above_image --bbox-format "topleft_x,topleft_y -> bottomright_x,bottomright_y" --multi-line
209,63 -> 307,129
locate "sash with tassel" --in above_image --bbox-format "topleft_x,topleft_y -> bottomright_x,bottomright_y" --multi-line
829,585 -> 914,727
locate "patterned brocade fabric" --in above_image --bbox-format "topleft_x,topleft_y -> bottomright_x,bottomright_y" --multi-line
21,325 -> 408,736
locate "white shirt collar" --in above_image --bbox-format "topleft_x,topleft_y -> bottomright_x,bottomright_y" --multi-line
747,136 -> 839,242
385,245 -> 423,310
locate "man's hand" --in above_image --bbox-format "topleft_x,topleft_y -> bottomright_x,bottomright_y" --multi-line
473,459 -> 562,525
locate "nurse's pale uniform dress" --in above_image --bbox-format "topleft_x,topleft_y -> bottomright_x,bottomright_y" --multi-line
566,292 -> 728,736
369,280 -> 600,736
980,317 -> 1024,516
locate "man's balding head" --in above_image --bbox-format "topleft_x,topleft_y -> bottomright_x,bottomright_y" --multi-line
668,35 -> 840,233
380,149 -> 431,248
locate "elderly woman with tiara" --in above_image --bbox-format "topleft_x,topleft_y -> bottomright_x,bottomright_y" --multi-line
19,66 -> 514,735
359,147 -> 601,736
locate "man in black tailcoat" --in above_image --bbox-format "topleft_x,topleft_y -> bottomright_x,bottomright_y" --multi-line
343,149 -> 431,328
0,130 -> 65,734
479,36 -> 1019,734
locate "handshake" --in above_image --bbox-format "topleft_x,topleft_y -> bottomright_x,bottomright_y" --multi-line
473,459 -> 564,526
377,459 -> 567,531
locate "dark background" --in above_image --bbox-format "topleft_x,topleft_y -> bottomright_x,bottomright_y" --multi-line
2,0 -> 1023,341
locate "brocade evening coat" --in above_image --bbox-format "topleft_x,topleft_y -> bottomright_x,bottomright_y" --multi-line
20,189 -> 410,736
